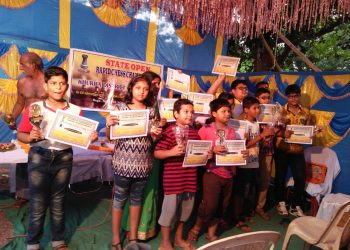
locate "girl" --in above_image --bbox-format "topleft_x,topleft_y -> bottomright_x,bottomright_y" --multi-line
187,99 -> 247,243
106,75 -> 162,250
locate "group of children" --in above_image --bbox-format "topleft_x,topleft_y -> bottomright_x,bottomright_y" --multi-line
18,66 -> 311,250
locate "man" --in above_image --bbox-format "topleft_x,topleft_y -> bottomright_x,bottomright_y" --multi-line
6,52 -> 47,129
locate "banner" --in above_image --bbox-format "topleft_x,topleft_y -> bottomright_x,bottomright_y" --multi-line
68,49 -> 163,110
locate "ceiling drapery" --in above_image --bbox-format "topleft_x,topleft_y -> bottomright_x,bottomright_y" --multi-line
124,0 -> 349,38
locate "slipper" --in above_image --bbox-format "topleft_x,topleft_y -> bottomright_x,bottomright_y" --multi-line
205,235 -> 218,242
235,222 -> 252,232
174,241 -> 197,250
187,228 -> 200,243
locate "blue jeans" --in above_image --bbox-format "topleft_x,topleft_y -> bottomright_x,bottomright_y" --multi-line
27,146 -> 73,246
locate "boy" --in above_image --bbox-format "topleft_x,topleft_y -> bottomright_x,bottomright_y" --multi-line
231,79 -> 249,119
233,97 -> 273,231
254,88 -> 276,220
17,66 -> 98,250
275,84 -> 310,217
155,99 -> 207,250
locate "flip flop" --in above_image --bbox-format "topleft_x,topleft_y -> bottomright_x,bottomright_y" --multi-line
235,222 -> 252,232
187,228 -> 200,243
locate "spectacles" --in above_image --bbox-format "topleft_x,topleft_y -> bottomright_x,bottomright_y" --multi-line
287,94 -> 300,99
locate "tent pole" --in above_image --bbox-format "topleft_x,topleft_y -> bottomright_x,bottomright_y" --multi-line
259,34 -> 282,72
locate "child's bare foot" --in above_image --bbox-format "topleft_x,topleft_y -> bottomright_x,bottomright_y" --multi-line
158,243 -> 174,250
174,239 -> 196,250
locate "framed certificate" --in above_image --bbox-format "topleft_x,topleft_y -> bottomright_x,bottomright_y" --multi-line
165,68 -> 190,93
216,140 -> 246,166
183,140 -> 212,167
227,119 -> 248,140
212,55 -> 240,76
110,109 -> 149,139
258,104 -> 277,124
158,98 -> 177,122
187,92 -> 214,114
285,125 -> 314,144
46,110 -> 99,149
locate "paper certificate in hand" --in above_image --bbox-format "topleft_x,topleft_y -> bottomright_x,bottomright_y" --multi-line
212,55 -> 240,76
110,109 -> 149,139
165,68 -> 190,93
227,119 -> 248,140
158,98 -> 177,122
46,110 -> 99,149
216,140 -> 246,166
258,104 -> 277,124
187,92 -> 214,114
183,140 -> 212,167
285,125 -> 314,144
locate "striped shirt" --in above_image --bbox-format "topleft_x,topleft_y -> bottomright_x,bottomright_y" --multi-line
155,123 -> 200,195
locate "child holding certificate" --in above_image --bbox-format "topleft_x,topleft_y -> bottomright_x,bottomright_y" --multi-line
105,75 -> 163,250
17,66 -> 98,250
232,96 -> 273,232
154,99 -> 205,250
188,99 -> 246,243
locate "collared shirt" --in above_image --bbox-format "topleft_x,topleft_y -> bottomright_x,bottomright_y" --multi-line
276,103 -> 310,153
232,98 -> 243,119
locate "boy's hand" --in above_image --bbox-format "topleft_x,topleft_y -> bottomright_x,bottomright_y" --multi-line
151,127 -> 162,137
89,130 -> 99,142
170,145 -> 185,156
285,130 -> 293,138
106,114 -> 119,128
207,149 -> 213,159
241,149 -> 249,160
213,145 -> 227,155
29,126 -> 43,141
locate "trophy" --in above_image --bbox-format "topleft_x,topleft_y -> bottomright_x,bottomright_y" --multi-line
150,117 -> 160,134
29,104 -> 43,128
217,129 -> 226,145
174,125 -> 189,147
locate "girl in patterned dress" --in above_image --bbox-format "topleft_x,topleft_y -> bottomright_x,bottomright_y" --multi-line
105,75 -> 162,250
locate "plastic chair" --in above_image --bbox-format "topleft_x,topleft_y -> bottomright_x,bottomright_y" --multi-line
282,200 -> 350,250
197,231 -> 280,250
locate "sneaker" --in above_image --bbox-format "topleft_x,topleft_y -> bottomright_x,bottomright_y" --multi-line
289,206 -> 305,217
277,201 -> 289,216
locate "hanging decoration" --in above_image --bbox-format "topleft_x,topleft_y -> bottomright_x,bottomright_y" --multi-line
0,0 -> 34,9
122,0 -> 349,39
91,0 -> 132,27
175,17 -> 204,46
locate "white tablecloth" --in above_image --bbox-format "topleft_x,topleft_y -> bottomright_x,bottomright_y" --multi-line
316,193 -> 350,222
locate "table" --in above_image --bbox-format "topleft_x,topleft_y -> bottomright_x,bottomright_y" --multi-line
316,193 -> 350,222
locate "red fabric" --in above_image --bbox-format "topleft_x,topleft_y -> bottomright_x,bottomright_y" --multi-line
17,106 -> 32,133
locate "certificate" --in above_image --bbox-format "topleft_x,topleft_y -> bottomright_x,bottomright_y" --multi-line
258,104 -> 277,124
46,110 -> 99,149
158,98 -> 177,122
216,140 -> 246,166
110,109 -> 149,139
165,68 -> 190,93
183,140 -> 212,167
187,92 -> 214,114
227,119 -> 248,140
285,125 -> 314,144
212,55 -> 240,76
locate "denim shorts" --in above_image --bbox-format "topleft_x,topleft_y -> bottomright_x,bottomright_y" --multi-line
113,174 -> 147,209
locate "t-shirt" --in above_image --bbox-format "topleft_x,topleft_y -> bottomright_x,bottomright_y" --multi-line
242,120 -> 259,169
18,100 -> 81,150
232,98 -> 243,119
155,123 -> 200,195
198,123 -> 236,178
111,102 -> 156,178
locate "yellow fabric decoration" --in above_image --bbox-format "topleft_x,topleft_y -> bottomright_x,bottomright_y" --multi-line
0,0 -> 34,8
0,45 -> 21,80
145,6 -> 159,63
59,0 -> 71,48
300,76 -> 323,108
268,75 -> 278,97
248,75 -> 266,85
59,55 -> 70,72
28,48 -> 57,62
0,79 -> 17,114
190,75 -> 200,93
323,74 -> 350,87
92,2 -> 132,27
201,76 -> 221,94
214,35 -> 224,60
280,74 -> 300,85
175,25 -> 204,46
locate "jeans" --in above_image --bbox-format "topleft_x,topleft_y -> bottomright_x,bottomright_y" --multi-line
274,150 -> 306,208
27,146 -> 73,246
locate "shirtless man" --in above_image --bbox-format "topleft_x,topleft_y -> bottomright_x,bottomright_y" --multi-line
6,52 -> 47,129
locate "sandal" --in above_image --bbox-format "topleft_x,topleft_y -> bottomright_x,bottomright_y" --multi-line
235,222 -> 252,232
53,244 -> 68,250
128,238 -> 137,244
187,228 -> 200,243
111,242 -> 122,250
174,241 -> 197,250
205,235 -> 218,242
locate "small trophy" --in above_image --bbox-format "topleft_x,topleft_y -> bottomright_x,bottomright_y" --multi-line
174,125 -> 189,147
78,54 -> 90,73
217,129 -> 226,145
29,104 -> 43,128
